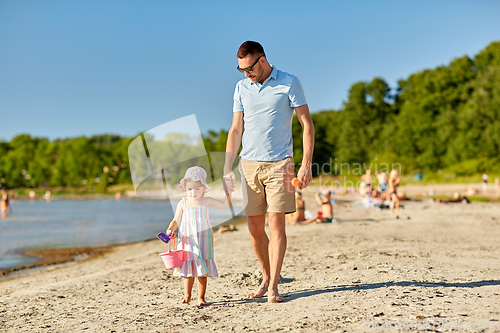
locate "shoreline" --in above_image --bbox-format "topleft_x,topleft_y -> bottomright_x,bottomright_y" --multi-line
0,215 -> 248,279
1,180 -> 497,280
1,182 -> 497,280
0,243 -> 125,279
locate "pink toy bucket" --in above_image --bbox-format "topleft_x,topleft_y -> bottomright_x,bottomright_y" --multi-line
159,249 -> 185,269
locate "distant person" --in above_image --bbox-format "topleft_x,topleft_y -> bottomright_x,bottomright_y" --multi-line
29,190 -> 35,201
1,188 -> 12,218
482,174 -> 488,195
286,192 -> 305,225
463,188 -> 479,197
495,177 -> 500,197
43,190 -> 51,202
376,171 -> 388,193
115,191 -> 121,200
375,187 -> 409,202
360,170 -> 372,197
387,169 -> 401,217
301,189 -> 335,224
430,192 -> 469,204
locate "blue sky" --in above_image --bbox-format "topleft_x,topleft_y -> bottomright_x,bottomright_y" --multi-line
1,0 -> 499,141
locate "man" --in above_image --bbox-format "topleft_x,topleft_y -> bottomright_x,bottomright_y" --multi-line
223,41 -> 314,303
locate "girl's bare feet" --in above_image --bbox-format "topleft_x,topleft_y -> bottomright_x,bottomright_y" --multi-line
248,282 -> 269,299
182,296 -> 191,304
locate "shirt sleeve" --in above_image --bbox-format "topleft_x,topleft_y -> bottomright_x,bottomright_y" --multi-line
288,77 -> 307,108
233,82 -> 244,112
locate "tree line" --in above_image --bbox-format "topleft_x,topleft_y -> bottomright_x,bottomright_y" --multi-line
296,40 -> 500,176
1,41 -> 499,189
0,135 -> 133,189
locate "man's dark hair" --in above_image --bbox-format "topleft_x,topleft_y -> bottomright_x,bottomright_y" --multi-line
237,41 -> 265,59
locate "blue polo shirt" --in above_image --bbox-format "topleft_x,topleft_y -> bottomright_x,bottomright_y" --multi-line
233,66 -> 307,161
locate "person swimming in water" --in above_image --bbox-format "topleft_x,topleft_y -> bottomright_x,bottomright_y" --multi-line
1,188 -> 12,218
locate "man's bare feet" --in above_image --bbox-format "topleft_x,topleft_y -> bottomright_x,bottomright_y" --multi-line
268,290 -> 284,303
198,298 -> 210,306
248,282 -> 269,299
268,295 -> 284,303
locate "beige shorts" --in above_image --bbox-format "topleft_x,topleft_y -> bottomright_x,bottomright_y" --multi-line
239,157 -> 296,216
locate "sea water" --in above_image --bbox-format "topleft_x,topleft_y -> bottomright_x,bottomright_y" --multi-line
0,198 -> 239,269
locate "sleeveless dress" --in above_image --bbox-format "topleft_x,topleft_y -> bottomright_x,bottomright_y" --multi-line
173,198 -> 218,278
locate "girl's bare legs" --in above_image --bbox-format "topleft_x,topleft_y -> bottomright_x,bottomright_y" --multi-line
183,277 -> 195,304
197,277 -> 209,306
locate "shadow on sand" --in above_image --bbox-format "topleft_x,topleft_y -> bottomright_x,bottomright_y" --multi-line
209,280 -> 500,306
283,280 -> 500,301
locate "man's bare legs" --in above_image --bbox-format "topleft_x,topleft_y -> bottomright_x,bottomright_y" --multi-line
247,212 -> 287,302
247,214 -> 270,298
267,212 -> 287,302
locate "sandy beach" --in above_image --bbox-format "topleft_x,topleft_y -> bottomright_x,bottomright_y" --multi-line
1,189 -> 500,332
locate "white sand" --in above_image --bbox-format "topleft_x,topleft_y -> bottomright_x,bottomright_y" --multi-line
1,196 -> 500,332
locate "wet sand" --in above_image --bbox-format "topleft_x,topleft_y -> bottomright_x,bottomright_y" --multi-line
1,193 -> 500,332
1,245 -> 117,278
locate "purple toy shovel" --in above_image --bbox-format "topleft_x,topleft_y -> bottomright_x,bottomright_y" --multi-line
157,232 -> 174,244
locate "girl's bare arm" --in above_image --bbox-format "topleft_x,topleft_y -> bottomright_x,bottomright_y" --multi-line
167,200 -> 184,233
205,195 -> 230,209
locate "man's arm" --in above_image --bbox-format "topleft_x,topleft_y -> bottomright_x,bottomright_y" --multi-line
295,104 -> 314,190
223,112 -> 244,191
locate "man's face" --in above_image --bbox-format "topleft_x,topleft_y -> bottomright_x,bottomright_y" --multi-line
238,54 -> 264,83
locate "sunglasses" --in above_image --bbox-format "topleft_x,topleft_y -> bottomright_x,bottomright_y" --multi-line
237,54 -> 264,73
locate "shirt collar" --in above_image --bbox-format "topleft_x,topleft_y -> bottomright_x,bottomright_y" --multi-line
269,65 -> 277,80
249,65 -> 277,86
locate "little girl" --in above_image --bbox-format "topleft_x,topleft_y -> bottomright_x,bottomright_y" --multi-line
166,166 -> 231,306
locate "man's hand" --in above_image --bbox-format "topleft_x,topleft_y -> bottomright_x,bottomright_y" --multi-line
222,171 -> 236,193
294,104 -> 314,191
297,163 -> 312,190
